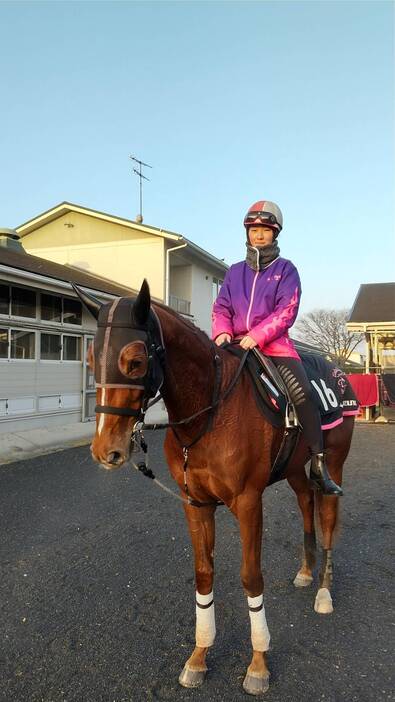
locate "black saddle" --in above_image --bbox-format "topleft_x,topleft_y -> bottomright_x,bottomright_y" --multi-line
225,345 -> 300,484
224,344 -> 359,485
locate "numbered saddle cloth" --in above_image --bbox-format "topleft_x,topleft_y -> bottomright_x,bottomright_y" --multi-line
298,352 -> 360,429
227,346 -> 360,430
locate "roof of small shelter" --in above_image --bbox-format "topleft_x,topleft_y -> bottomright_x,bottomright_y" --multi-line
348,283 -> 395,324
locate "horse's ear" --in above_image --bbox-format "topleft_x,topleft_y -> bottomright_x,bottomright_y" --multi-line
134,279 -> 151,325
71,283 -> 101,320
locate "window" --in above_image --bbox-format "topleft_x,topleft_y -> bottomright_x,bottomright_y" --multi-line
63,335 -> 81,361
10,330 -> 35,359
41,293 -> 62,322
0,328 -> 35,360
63,298 -> 82,325
0,328 -> 8,358
0,285 -> 9,315
41,333 -> 61,361
11,286 -> 36,318
169,295 -> 191,315
212,278 -> 224,304
40,293 -> 81,325
40,333 -> 82,361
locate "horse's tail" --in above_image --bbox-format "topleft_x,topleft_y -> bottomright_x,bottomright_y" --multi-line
313,491 -> 342,548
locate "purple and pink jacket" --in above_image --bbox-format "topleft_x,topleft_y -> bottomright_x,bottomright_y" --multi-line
211,257 -> 301,359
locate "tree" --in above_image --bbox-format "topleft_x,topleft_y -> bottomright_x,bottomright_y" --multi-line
295,309 -> 364,370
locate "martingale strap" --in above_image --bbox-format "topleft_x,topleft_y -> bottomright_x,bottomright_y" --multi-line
95,405 -> 142,417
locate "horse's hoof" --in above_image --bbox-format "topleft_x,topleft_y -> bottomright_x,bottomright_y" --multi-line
178,664 -> 207,688
293,572 -> 313,587
243,672 -> 270,696
314,587 -> 333,614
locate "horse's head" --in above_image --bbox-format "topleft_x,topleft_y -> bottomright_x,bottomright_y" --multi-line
73,280 -> 165,469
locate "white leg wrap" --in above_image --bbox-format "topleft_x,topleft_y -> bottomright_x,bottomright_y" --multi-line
195,591 -> 216,647
248,595 -> 270,652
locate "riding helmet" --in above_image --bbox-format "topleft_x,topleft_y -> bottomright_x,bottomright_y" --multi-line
244,200 -> 283,235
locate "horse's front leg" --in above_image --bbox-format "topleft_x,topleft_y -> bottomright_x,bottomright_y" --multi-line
235,494 -> 270,696
178,503 -> 216,689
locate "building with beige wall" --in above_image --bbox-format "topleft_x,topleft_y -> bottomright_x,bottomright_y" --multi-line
16,202 -> 228,335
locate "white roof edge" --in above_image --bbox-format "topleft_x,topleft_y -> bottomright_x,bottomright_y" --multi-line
15,201 -> 228,271
15,202 -> 181,241
346,321 -> 395,328
182,237 -> 228,272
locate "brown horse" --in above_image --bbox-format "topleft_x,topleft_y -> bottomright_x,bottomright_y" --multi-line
74,280 -> 354,697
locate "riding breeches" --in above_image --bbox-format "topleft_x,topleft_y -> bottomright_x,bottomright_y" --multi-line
269,356 -> 323,454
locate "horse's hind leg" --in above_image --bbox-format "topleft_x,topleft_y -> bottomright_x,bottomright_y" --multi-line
287,472 -> 317,587
314,420 -> 354,614
289,465 -> 339,613
179,503 -> 216,689
313,491 -> 338,614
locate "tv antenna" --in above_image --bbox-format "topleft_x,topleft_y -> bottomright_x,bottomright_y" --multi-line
130,155 -> 152,223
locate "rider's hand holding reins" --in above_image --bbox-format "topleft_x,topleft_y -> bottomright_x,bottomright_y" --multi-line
215,333 -> 232,346
239,335 -> 258,350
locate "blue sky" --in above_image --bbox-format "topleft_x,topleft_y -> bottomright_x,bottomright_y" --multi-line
0,0 -> 393,314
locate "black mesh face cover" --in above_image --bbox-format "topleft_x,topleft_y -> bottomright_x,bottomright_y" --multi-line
94,297 -> 164,398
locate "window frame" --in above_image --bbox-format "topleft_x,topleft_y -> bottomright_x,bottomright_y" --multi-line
0,284 -> 38,322
0,283 -> 10,316
40,331 -> 62,362
40,291 -> 63,325
10,285 -> 37,321
39,331 -> 82,363
212,277 -> 224,304
0,327 -> 37,362
62,333 -> 82,362
0,286 -> 82,327
39,293 -> 82,328
62,296 -> 82,326
0,326 -> 9,360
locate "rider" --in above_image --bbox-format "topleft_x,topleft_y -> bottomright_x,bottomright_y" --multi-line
212,200 -> 343,496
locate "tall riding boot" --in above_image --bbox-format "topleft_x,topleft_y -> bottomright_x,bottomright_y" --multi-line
309,453 -> 343,496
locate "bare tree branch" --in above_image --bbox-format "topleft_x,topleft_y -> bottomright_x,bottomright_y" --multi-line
295,309 -> 364,369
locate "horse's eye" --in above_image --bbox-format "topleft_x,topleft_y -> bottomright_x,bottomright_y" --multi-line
119,342 -> 147,379
128,359 -> 142,374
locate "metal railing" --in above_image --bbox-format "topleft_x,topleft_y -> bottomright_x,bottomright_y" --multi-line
169,295 -> 192,316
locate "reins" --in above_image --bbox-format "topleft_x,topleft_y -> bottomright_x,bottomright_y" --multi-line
132,344 -> 250,507
128,430 -> 217,507
142,345 -> 249,444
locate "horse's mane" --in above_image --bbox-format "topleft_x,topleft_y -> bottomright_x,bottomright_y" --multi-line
153,301 -> 213,351
122,290 -> 214,352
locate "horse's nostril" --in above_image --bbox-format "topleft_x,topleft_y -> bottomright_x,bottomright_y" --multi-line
106,451 -> 123,465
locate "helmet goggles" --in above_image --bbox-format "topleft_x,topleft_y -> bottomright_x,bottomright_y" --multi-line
244,211 -> 281,229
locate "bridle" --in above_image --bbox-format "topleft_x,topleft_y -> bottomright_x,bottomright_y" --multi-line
95,311 -> 165,422
94,298 -> 166,421
94,303 -> 248,439
93,306 -> 249,506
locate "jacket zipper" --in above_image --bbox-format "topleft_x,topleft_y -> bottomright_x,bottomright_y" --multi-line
246,270 -> 259,331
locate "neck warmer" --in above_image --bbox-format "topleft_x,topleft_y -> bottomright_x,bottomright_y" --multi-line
245,241 -> 280,271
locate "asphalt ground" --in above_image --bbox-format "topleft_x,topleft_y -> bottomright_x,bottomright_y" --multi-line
0,425 -> 393,702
